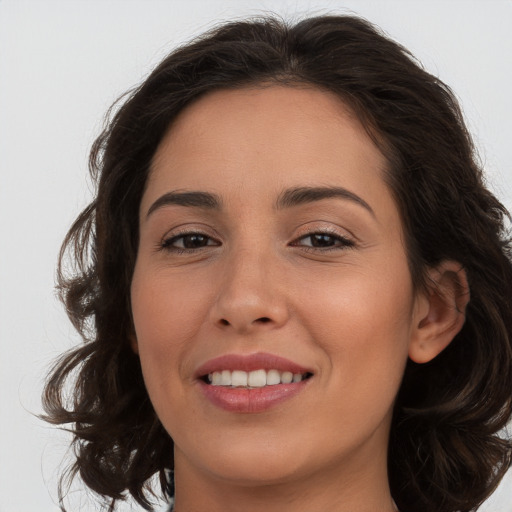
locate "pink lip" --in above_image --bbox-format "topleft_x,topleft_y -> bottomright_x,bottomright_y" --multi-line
194,352 -> 311,377
195,352 -> 313,414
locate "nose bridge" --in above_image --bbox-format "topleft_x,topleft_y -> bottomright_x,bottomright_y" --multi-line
211,239 -> 288,332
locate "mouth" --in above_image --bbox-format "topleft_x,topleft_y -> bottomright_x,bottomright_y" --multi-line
195,353 -> 314,413
201,369 -> 313,388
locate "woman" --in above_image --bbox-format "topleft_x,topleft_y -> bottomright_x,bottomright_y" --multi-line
43,14 -> 512,512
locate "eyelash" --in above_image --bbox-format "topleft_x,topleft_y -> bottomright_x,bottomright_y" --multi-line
160,231 -> 220,254
160,229 -> 355,254
290,232 -> 355,252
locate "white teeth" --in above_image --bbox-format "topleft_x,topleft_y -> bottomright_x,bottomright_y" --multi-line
231,370 -> 248,387
266,369 -> 281,385
247,369 -> 267,388
220,370 -> 231,386
208,369 -> 308,387
281,371 -> 293,384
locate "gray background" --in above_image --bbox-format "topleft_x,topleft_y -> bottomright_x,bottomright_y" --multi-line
1,0 -> 511,510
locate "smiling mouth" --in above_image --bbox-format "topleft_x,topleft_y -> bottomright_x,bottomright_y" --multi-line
197,354 -> 314,412
202,369 -> 313,388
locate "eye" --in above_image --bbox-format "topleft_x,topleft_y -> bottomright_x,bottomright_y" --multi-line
291,232 -> 355,251
161,232 -> 220,252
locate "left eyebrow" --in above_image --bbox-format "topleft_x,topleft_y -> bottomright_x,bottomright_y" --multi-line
146,190 -> 222,218
275,186 -> 375,217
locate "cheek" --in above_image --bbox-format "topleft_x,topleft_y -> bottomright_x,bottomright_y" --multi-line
306,264 -> 413,328
309,274 -> 413,426
130,271 -> 206,430
130,268 -> 209,389
132,267 -> 205,341
300,260 -> 414,382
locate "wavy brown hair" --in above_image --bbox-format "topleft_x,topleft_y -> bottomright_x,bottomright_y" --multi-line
43,14 -> 512,512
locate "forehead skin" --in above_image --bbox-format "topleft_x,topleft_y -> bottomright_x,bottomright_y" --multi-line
145,85 -> 392,222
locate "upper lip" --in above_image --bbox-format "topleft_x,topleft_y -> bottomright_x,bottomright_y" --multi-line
194,352 -> 313,378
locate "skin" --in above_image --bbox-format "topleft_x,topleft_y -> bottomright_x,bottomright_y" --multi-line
130,86 -> 467,512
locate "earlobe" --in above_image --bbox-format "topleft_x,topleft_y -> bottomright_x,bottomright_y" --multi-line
409,261 -> 470,364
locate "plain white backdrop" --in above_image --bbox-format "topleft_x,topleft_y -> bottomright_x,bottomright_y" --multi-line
1,1 -> 511,510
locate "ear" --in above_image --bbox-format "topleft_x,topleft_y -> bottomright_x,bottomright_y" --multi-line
409,261 -> 470,364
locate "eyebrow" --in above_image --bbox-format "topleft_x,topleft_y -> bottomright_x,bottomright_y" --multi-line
275,186 -> 375,217
146,191 -> 222,218
145,186 -> 374,219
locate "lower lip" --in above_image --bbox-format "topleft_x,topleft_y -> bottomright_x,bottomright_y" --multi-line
198,379 -> 310,413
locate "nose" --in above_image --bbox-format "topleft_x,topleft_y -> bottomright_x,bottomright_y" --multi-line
210,249 -> 289,334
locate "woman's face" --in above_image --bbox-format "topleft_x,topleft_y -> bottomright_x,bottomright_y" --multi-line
131,86 -> 424,489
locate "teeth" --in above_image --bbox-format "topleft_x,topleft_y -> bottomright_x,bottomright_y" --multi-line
221,370 -> 231,386
266,369 -> 281,385
281,371 -> 293,384
247,369 -> 267,387
231,370 -> 248,387
208,369 -> 308,388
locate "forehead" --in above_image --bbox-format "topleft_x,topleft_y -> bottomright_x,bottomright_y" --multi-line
145,85 -> 390,211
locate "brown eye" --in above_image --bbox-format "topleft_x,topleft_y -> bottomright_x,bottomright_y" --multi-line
305,234 -> 338,247
162,233 -> 219,251
294,232 -> 354,250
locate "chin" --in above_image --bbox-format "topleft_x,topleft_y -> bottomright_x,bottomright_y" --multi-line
207,455 -> 308,487
174,429 -> 314,486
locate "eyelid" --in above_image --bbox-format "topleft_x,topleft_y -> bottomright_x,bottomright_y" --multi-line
159,225 -> 222,253
156,222 -> 356,254
289,225 -> 357,251
291,233 -> 354,248
164,232 -> 218,247
292,222 -> 356,240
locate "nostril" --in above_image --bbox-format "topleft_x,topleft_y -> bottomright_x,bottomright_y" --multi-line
217,316 -> 273,328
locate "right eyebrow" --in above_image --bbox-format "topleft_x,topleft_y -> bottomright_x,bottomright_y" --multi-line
275,186 -> 375,218
146,191 -> 222,218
